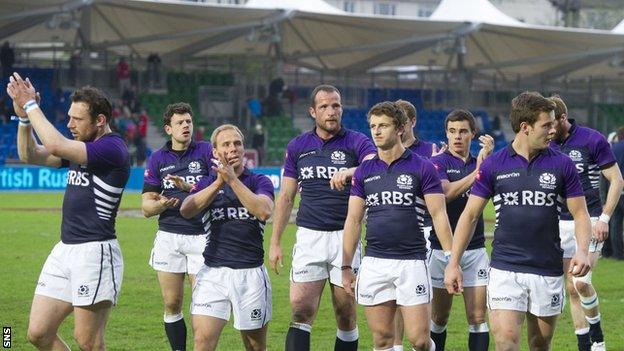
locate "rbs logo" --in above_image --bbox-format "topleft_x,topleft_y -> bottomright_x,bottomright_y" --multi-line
67,170 -> 90,186
163,175 -> 203,189
502,190 -> 557,207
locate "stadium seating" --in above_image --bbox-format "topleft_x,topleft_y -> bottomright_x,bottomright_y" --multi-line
262,115 -> 300,164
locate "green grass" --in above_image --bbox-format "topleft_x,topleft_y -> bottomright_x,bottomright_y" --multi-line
0,192 -> 623,350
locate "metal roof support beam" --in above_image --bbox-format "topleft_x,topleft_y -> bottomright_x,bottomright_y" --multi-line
161,28 -> 251,62
0,0 -> 91,21
0,15 -> 50,41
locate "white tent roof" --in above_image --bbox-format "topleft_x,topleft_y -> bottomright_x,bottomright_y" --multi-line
430,0 -> 523,27
245,0 -> 343,15
612,18 -> 624,33
2,0 -> 624,80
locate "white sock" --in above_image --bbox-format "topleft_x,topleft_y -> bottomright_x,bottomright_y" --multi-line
163,313 -> 183,323
337,327 -> 359,342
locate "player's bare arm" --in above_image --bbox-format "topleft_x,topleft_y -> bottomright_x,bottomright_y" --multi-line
341,195 -> 365,297
444,195 -> 488,295
141,192 -> 180,218
179,177 -> 224,219
329,153 -> 375,191
567,195 -> 593,277
425,192 -> 453,252
594,163 -> 624,242
269,176 -> 298,274
8,73 -> 90,165
164,174 -> 194,192
215,150 -> 273,221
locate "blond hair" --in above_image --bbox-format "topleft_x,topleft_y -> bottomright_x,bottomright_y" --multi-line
210,124 -> 245,147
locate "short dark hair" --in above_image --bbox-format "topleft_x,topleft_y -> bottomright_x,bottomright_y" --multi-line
163,102 -> 193,126
395,99 -> 417,121
510,92 -> 556,133
71,87 -> 112,124
617,126 -> 624,142
548,95 -> 568,120
367,101 -> 407,129
445,109 -> 477,132
309,84 -> 340,108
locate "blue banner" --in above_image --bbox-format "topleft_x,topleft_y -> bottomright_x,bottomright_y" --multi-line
0,166 -> 285,192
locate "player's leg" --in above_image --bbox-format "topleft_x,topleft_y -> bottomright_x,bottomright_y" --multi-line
240,325 -> 268,351
150,231 -> 197,351
430,288 -> 452,350
286,227 -> 332,351
393,313 -> 405,350
328,229 -> 360,351
192,316 -> 227,351
27,295 -> 73,350
286,280 -> 325,351
489,310 -> 525,351
463,287 -> 489,351
73,301 -> 112,351
158,272 -> 187,351
232,266 -> 272,351
428,249 -> 454,351
461,248 -> 490,351
190,266 -> 231,351
526,314 -> 558,351
400,303 -> 434,351
573,250 -> 605,350
365,301 -> 398,350
28,243 -> 74,350
563,258 -> 592,350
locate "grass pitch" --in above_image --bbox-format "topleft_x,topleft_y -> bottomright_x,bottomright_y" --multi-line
1,192 -> 623,350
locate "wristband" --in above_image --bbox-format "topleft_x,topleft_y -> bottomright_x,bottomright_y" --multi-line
23,99 -> 38,113
340,265 -> 352,270
598,213 -> 610,224
18,117 -> 30,126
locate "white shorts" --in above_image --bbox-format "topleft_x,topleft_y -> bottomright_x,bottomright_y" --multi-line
429,248 -> 489,289
149,230 -> 207,275
487,268 -> 564,317
559,218 -> 602,259
35,239 -> 123,306
356,256 -> 432,306
191,265 -> 272,330
290,227 -> 361,287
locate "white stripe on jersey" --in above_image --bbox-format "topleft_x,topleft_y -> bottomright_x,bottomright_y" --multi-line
93,175 -> 124,194
95,199 -> 116,210
94,188 -> 120,203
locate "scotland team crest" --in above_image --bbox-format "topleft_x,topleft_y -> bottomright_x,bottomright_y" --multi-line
396,174 -> 413,190
330,150 -> 347,165
538,172 -> 556,190
188,161 -> 202,174
568,150 -> 583,162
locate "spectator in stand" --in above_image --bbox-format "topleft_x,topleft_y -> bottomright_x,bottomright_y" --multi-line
116,57 -> 131,93
262,78 -> 284,117
491,114 -> 504,139
68,52 -> 80,86
147,53 -> 162,88
134,109 -> 149,166
251,123 -> 265,166
1,41 -> 15,80
0,96 -> 9,124
194,125 -> 206,141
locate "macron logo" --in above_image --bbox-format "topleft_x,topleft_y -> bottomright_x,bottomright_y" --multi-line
496,172 -> 520,180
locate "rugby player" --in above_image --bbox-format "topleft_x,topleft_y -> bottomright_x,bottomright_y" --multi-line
343,101 -> 453,351
9,73 -> 129,351
269,85 -> 376,351
445,91 -> 592,351
142,102 -> 213,351
428,110 -> 493,351
549,95 -> 623,351
180,124 -> 274,351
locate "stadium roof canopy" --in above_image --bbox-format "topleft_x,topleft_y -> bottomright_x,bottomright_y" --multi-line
2,0 -> 624,80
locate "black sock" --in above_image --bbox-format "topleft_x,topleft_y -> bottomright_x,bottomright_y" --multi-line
576,332 -> 591,351
589,321 -> 604,343
286,326 -> 310,351
334,337 -> 358,351
430,330 -> 447,351
164,318 -> 186,351
468,332 -> 489,351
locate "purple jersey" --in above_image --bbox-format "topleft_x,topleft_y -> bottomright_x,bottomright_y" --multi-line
283,127 -> 376,231
471,145 -> 584,276
143,141 -> 213,235
430,151 -> 485,250
351,149 -> 443,259
550,120 -> 616,220
191,169 -> 274,269
61,133 -> 130,243
408,139 -> 434,159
